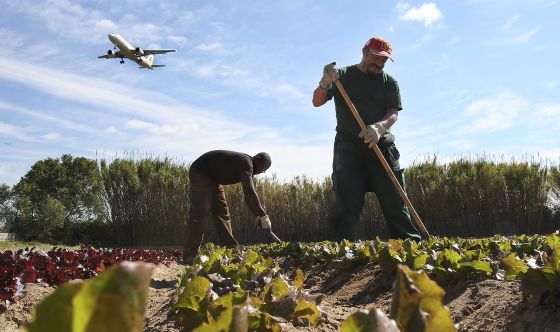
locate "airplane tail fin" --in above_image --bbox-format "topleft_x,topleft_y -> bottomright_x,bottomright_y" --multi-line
146,54 -> 154,66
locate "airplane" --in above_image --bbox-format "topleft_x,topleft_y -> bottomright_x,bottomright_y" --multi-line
98,32 -> 175,69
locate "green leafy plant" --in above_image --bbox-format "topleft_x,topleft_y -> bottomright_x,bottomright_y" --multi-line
25,261 -> 154,332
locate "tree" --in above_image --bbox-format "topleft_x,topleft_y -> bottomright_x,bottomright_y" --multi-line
0,184 -> 16,232
13,154 -> 106,242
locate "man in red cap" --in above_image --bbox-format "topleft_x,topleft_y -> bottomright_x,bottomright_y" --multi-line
312,36 -> 420,242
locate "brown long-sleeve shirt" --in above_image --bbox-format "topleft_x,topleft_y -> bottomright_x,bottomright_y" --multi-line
190,150 -> 266,217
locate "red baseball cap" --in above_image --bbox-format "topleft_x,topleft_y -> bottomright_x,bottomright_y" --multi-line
364,36 -> 394,62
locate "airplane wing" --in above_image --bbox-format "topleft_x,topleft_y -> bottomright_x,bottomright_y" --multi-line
142,49 -> 176,55
98,51 -> 122,59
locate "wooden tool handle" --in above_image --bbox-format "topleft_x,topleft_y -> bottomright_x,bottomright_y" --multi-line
334,80 -> 430,238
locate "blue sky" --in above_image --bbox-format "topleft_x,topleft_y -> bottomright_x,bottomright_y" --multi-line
1,0 -> 559,186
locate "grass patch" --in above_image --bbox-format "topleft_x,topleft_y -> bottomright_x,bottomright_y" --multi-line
0,241 -> 80,251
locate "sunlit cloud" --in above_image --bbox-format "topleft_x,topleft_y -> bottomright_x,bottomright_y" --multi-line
410,34 -> 434,49
41,132 -> 63,141
445,35 -> 461,47
458,90 -> 529,133
510,27 -> 541,43
503,15 -> 520,29
105,126 -> 119,134
0,122 -> 33,142
545,81 -> 558,90
168,35 -> 188,46
0,56 -> 334,184
397,2 -> 443,28
195,42 -> 224,52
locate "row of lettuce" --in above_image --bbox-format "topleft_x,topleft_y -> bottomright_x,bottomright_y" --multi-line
21,231 -> 560,331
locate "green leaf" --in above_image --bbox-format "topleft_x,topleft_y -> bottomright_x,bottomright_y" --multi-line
293,269 -> 304,289
500,253 -> 528,281
542,246 -> 560,275
26,282 -> 83,332
458,261 -> 493,277
176,276 -> 212,311
442,249 -> 462,267
391,265 -> 456,332
202,251 -> 223,274
194,301 -> 249,332
341,308 -> 399,332
263,278 -> 290,302
293,299 -> 321,325
379,246 -> 402,272
248,312 -> 281,332
208,290 -> 246,321
26,262 -> 154,332
546,234 -> 560,250
521,268 -> 550,295
413,254 -> 429,270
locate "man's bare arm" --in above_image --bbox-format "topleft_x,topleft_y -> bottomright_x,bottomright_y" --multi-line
312,86 -> 329,107
379,107 -> 399,128
240,173 -> 266,217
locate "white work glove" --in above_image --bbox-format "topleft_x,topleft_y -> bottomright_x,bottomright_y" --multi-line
255,215 -> 272,231
358,122 -> 387,148
319,62 -> 340,90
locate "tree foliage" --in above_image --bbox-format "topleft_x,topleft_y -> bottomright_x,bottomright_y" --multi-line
12,154 -> 106,242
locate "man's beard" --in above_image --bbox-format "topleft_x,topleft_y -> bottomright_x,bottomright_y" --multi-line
368,63 -> 382,74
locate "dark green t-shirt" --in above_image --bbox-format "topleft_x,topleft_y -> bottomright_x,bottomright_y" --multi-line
326,65 -> 402,136
191,150 -> 253,185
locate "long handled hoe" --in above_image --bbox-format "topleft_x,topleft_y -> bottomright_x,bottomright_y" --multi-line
334,79 -> 430,238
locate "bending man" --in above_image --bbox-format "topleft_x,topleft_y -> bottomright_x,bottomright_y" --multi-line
183,150 -> 272,264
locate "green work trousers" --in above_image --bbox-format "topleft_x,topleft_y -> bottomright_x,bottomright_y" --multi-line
183,169 -> 238,259
331,133 -> 421,242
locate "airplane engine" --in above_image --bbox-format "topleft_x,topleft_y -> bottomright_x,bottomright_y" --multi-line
135,47 -> 145,56
107,50 -> 113,55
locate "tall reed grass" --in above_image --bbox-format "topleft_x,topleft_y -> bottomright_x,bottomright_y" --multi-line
97,155 -> 560,246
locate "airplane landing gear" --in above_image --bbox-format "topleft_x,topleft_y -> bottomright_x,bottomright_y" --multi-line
120,59 -> 125,64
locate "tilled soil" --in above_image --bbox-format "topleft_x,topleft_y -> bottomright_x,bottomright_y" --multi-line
1,261 -> 559,331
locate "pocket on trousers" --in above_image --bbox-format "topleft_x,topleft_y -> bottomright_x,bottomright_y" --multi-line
385,144 -> 401,172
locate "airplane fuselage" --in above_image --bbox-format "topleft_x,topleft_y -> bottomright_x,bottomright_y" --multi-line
107,32 -> 153,69
98,32 -> 174,69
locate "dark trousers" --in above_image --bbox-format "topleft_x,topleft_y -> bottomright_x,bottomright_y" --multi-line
183,169 -> 238,258
332,133 -> 421,242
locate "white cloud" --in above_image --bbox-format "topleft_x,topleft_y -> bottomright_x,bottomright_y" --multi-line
277,84 -> 304,99
125,119 -> 198,135
4,0 -> 170,45
168,35 -> 188,46
503,15 -> 520,29
0,102 -> 98,135
0,122 -> 21,135
459,90 -> 529,133
397,2 -> 443,28
410,34 -> 434,49
446,35 -> 461,47
0,56 -> 334,181
105,126 -> 119,134
545,81 -> 558,90
0,28 -> 26,53
42,132 -> 63,141
195,42 -> 224,52
0,122 -> 33,142
195,64 -> 250,79
535,103 -> 560,118
510,27 -> 541,43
